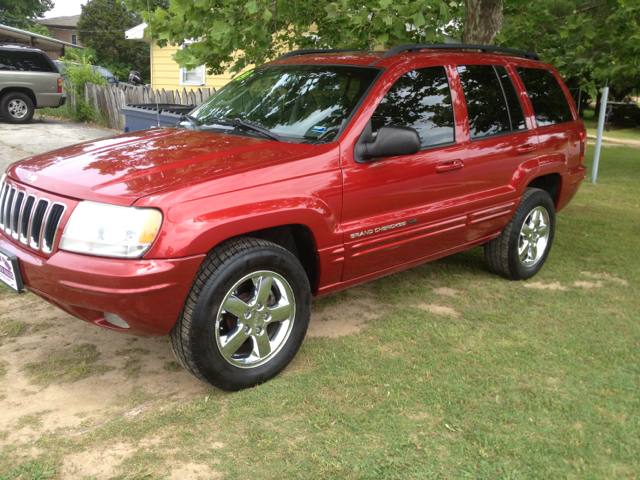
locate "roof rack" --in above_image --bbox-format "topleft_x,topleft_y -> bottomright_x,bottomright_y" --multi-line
273,49 -> 368,61
373,43 -> 540,63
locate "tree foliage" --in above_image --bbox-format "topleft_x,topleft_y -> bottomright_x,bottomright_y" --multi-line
498,0 -> 640,100
77,0 -> 150,82
0,0 -> 53,36
124,0 -> 466,75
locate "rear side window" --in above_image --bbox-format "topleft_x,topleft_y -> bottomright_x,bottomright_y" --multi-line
495,66 -> 526,131
458,65 -> 511,139
370,66 -> 455,148
0,50 -> 55,72
516,67 -> 573,126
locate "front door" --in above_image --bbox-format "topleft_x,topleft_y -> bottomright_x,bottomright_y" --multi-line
340,65 -> 468,282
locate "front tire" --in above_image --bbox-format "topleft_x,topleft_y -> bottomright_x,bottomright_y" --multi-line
170,237 -> 311,391
484,188 -> 556,280
1,92 -> 35,124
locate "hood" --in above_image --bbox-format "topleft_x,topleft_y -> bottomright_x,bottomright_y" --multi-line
8,128 -> 317,206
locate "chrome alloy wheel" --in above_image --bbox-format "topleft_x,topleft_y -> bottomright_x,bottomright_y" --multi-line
8,99 -> 28,119
518,206 -> 550,266
215,271 -> 296,368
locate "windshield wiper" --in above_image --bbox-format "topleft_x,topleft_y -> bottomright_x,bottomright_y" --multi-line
206,117 -> 284,142
179,113 -> 200,131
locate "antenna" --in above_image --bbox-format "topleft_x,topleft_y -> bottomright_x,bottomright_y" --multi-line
146,0 -> 160,127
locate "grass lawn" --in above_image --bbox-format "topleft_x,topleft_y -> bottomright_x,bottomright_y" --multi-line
1,146 -> 639,479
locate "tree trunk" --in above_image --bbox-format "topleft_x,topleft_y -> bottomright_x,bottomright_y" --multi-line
463,0 -> 504,45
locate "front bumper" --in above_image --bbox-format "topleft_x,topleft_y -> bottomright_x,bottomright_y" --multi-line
0,235 -> 204,336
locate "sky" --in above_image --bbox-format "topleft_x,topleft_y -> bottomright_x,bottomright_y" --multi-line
42,0 -> 88,19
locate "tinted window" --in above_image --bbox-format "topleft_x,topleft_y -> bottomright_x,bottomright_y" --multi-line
0,50 -> 54,72
458,65 -> 511,139
516,67 -> 573,126
370,66 -> 455,148
495,66 -> 526,131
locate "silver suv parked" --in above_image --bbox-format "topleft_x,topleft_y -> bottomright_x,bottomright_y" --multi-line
0,44 -> 66,124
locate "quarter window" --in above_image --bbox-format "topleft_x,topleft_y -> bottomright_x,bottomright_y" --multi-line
370,66 -> 455,148
516,67 -> 573,126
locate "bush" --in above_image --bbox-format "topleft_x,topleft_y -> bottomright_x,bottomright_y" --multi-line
59,50 -> 107,123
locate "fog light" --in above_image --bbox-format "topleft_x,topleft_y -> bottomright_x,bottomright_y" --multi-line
104,312 -> 130,329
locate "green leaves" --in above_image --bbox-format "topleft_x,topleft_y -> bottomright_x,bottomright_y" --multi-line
125,0 -> 463,74
499,0 -> 640,98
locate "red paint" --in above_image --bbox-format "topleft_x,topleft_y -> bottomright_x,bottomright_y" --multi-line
1,50 -> 586,336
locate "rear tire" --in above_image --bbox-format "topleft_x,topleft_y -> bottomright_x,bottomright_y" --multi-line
1,92 -> 35,124
170,237 -> 311,391
484,188 -> 556,280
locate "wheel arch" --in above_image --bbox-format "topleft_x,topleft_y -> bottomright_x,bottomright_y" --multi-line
0,87 -> 37,108
228,224 -> 320,293
526,173 -> 561,208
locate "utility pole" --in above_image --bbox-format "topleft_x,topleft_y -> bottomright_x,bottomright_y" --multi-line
591,80 -> 609,184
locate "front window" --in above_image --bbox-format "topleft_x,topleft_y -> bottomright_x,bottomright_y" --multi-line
188,65 -> 381,143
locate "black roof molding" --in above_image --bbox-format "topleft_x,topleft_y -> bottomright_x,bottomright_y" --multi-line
372,43 -> 540,64
273,49 -> 368,61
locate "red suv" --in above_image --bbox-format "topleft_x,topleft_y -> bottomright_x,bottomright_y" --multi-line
0,44 -> 587,390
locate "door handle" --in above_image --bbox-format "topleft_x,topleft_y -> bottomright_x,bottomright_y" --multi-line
436,160 -> 464,173
516,143 -> 536,155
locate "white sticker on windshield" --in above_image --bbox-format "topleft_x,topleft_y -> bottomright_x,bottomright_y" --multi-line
311,126 -> 326,133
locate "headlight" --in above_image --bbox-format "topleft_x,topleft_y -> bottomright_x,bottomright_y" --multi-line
59,201 -> 162,258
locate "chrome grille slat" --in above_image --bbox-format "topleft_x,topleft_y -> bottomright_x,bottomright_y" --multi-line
29,199 -> 49,250
5,187 -> 16,234
0,180 -> 66,253
12,191 -> 25,238
0,183 -> 9,227
42,203 -> 66,253
20,195 -> 36,244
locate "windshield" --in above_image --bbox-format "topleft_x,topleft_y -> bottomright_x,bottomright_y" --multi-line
188,65 -> 381,143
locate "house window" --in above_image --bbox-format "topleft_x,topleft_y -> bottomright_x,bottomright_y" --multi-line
71,34 -> 77,45
180,65 -> 206,86
179,40 -> 206,86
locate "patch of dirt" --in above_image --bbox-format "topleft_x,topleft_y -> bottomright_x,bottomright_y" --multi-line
523,281 -> 567,291
414,303 -> 461,318
581,271 -> 629,285
433,287 -> 460,297
60,443 -> 134,479
574,280 -> 604,289
0,292 -> 204,446
168,462 -> 220,480
307,293 -> 383,338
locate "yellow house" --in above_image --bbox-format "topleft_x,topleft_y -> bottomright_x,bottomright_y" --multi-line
125,23 -> 244,92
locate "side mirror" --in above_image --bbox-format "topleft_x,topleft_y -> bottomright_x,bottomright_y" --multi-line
356,125 -> 421,162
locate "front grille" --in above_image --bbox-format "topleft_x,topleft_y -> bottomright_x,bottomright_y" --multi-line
0,180 -> 67,254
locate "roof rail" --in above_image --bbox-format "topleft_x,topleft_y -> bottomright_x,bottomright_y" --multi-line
373,43 -> 540,63
273,49 -> 368,61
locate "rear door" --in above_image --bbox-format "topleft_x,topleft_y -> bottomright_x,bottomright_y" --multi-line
455,63 -> 540,242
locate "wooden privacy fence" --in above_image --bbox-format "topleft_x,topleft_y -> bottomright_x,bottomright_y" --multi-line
64,82 -> 215,131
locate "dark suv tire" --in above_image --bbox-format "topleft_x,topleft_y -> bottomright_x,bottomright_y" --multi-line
1,92 -> 35,124
484,188 -> 556,280
170,237 -> 311,391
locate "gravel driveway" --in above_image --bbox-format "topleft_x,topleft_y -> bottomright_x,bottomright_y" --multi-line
0,117 -> 116,174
